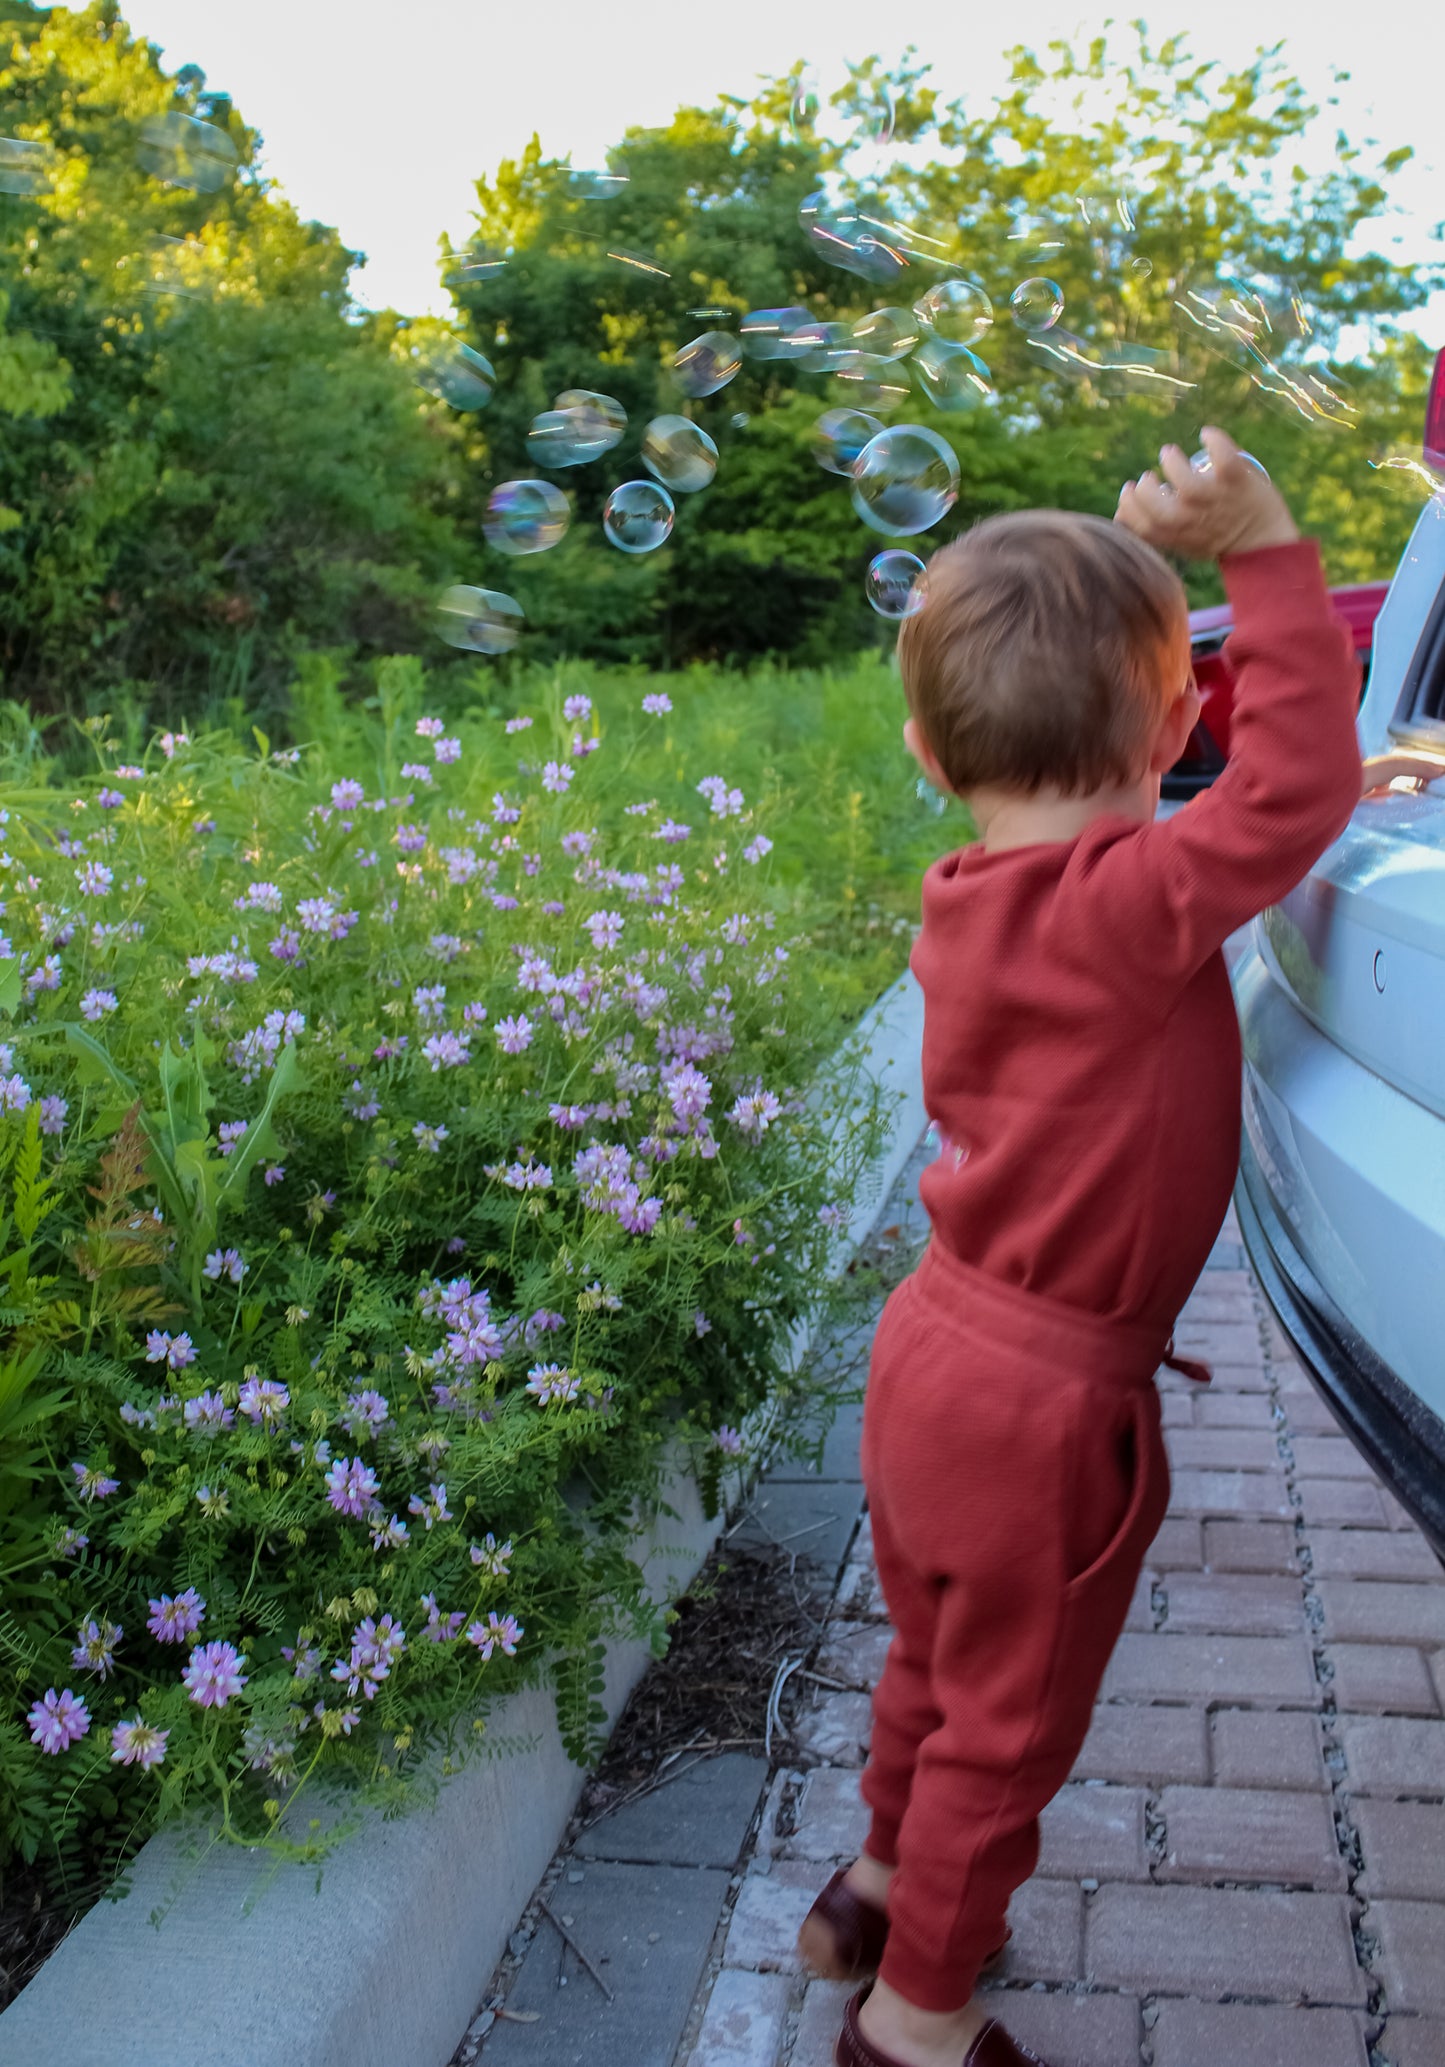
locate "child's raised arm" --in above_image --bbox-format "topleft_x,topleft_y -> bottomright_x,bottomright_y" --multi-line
1098,427 -> 1362,982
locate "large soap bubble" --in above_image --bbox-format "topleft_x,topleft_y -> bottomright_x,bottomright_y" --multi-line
850,424 -> 959,537
1009,278 -> 1065,333
740,307 -> 811,361
852,306 -> 922,359
673,332 -> 742,397
136,111 -> 238,193
434,585 -> 525,654
642,416 -> 718,494
800,188 -> 910,287
528,392 -> 626,467
792,319 -> 854,373
1190,448 -> 1270,479
912,338 -> 992,411
813,408 -> 884,477
914,278 -> 993,344
866,551 -> 926,619
412,339 -> 495,410
832,353 -> 910,413
0,136 -> 53,196
483,480 -> 569,556
603,481 -> 675,554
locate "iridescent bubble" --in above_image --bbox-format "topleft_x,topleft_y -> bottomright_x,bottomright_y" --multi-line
603,481 -> 675,555
730,412 -> 750,429
434,585 -> 524,654
673,331 -> 742,398
551,390 -> 627,460
813,408 -> 884,477
1010,278 -> 1065,333
790,66 -> 821,137
914,277 -> 993,344
916,774 -> 948,816
832,353 -> 910,413
852,306 -> 922,359
792,319 -> 854,373
851,425 -> 959,537
0,136 -> 53,196
912,338 -> 992,412
1130,257 -> 1153,278
866,551 -> 926,619
412,339 -> 495,410
445,243 -> 508,287
740,307 -> 811,360
567,168 -> 628,199
605,246 -> 671,281
136,111 -> 238,193
800,188 -> 911,287
641,416 -> 718,494
483,480 -> 569,556
1073,180 -> 1138,235
1189,448 -> 1271,479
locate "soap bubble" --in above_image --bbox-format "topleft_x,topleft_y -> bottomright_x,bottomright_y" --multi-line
730,412 -> 750,429
673,331 -> 742,397
916,775 -> 948,817
434,585 -> 524,654
444,243 -> 508,287
605,246 -> 671,282
546,390 -> 627,462
914,278 -> 992,344
832,353 -> 910,413
1010,278 -> 1065,333
791,66 -> 821,136
741,307 -> 811,360
566,168 -> 628,199
483,480 -> 569,556
139,234 -> 208,300
852,306 -> 922,359
641,416 -> 718,494
813,409 -> 884,476
851,425 -> 960,537
912,338 -> 992,411
800,188 -> 911,287
1130,257 -> 1153,278
412,339 -> 495,410
0,136 -> 53,196
136,111 -> 238,193
1190,448 -> 1271,478
1073,181 -> 1137,233
792,320 -> 854,374
603,481 -> 675,554
866,551 -> 926,619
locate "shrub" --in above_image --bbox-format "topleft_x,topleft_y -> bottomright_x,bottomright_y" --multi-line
0,672 -> 883,1896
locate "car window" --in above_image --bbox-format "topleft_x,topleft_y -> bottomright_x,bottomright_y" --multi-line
1395,587 -> 1445,735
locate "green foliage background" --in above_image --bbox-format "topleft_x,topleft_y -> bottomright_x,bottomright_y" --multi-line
0,3 -> 1440,728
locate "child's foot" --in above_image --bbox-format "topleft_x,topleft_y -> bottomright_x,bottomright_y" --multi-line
797,1857 -> 894,1979
841,1982 -> 1052,2067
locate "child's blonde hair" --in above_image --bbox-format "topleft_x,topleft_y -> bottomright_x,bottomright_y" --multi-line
898,510 -> 1190,797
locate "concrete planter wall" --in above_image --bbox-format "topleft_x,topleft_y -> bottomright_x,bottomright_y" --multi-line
0,971 -> 926,2067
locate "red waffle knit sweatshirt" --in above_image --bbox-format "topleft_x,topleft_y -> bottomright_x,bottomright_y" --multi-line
910,538 -> 1363,1336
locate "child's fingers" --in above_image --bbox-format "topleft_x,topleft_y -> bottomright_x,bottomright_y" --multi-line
1158,443 -> 1196,494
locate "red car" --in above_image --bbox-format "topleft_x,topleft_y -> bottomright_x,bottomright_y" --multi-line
1163,581 -> 1388,798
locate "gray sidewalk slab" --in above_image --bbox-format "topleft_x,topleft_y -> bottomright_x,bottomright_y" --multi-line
575,1754 -> 770,1869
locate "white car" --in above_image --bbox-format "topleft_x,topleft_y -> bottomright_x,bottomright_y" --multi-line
1233,349 -> 1445,1562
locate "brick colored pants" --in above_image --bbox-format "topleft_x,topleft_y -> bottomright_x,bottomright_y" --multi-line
859,1241 -> 1172,2012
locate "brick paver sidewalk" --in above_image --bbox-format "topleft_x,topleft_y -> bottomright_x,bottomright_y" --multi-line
688,1210 -> 1445,2067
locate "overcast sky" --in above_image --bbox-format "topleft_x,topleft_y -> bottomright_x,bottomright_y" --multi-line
115,0 -> 1443,335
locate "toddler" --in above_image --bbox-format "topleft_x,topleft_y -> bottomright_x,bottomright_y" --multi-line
798,429 -> 1364,2067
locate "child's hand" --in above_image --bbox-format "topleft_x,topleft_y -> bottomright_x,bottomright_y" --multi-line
1114,426 -> 1299,560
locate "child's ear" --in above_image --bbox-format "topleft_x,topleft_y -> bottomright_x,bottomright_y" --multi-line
903,717 -> 953,792
1147,684 -> 1202,774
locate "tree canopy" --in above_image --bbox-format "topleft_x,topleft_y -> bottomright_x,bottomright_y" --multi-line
0,5 -> 1439,716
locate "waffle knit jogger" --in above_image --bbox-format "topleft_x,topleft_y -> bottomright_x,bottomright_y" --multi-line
855,539 -> 1364,2011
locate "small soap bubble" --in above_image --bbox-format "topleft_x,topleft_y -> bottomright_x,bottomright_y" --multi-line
434,585 -> 524,655
1130,257 -> 1153,278
566,168 -> 628,199
445,243 -> 508,287
916,775 -> 948,817
641,416 -> 718,495
1189,448 -> 1271,479
851,424 -> 960,537
673,331 -> 742,397
740,307 -> 811,360
413,339 -> 495,411
790,66 -> 821,137
866,550 -> 926,619
914,278 -> 993,344
139,233 -> 208,300
730,412 -> 750,429
0,135 -> 53,196
832,353 -> 910,414
483,480 -> 569,556
603,480 -> 675,555
813,408 -> 884,477
546,390 -> 626,462
852,306 -> 922,359
136,111 -> 238,193
1009,278 -> 1065,333
912,338 -> 992,412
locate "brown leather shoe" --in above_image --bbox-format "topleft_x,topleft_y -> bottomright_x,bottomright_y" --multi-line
797,1871 -> 1012,1984
835,1986 -> 1053,2067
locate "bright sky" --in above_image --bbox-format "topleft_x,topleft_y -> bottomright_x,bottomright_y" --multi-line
118,0 -> 1443,334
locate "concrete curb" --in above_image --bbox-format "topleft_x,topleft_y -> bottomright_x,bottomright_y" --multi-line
0,971 -> 926,2067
